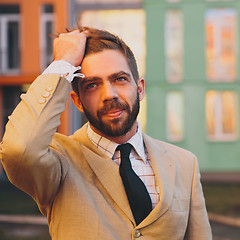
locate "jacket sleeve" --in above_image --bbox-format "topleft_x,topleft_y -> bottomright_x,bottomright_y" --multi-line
0,74 -> 70,214
184,155 -> 212,239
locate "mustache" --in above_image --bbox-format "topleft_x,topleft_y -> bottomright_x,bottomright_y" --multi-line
98,100 -> 129,116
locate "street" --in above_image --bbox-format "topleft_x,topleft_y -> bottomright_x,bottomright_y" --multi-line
0,222 -> 50,240
211,221 -> 240,240
0,220 -> 240,239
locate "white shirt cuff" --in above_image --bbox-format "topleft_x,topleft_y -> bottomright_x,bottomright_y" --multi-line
42,60 -> 85,83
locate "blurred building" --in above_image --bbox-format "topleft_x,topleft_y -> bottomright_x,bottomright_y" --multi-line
0,0 -> 69,178
1,0 -> 240,181
145,0 -> 240,180
0,0 -> 146,178
0,0 -> 70,134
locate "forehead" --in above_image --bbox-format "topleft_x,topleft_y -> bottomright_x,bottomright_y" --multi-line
81,49 -> 132,78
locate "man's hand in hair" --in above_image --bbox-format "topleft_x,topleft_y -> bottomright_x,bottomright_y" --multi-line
53,30 -> 87,67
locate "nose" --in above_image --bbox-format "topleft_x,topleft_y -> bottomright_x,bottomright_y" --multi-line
101,82 -> 118,102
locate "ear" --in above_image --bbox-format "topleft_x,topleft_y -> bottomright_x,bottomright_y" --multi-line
70,91 -> 84,113
137,78 -> 145,101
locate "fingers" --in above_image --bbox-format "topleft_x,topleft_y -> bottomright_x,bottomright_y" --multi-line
53,30 -> 88,67
58,29 -> 88,38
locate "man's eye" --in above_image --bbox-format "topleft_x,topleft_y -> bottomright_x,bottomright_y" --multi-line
86,83 -> 97,89
115,77 -> 126,82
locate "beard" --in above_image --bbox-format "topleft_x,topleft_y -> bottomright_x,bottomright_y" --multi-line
82,93 -> 140,137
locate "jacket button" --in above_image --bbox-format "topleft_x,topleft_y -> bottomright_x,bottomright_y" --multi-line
38,98 -> 46,104
46,86 -> 53,92
134,229 -> 141,238
42,92 -> 50,98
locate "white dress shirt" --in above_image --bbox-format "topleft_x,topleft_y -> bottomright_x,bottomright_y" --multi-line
87,122 -> 160,208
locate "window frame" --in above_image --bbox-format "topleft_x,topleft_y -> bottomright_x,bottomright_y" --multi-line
40,11 -> 55,70
205,8 -> 237,82
205,90 -> 238,142
165,9 -> 184,83
0,14 -> 20,75
166,91 -> 185,142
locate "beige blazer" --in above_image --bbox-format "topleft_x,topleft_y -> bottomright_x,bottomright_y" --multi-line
1,74 -> 212,240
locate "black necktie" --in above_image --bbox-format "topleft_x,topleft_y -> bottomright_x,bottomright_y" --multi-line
117,143 -> 152,225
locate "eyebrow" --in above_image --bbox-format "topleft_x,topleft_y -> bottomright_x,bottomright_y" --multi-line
79,76 -> 101,87
109,71 -> 131,80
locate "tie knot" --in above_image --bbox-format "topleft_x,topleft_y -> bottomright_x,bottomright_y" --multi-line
117,143 -> 133,158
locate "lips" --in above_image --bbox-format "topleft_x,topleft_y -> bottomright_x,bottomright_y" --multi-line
97,100 -> 129,120
103,109 -> 123,118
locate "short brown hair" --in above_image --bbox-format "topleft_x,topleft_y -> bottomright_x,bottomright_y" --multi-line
71,26 -> 139,95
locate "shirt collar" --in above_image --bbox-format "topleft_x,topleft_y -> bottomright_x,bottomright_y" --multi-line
87,122 -> 146,163
87,122 -> 117,159
127,123 -> 146,163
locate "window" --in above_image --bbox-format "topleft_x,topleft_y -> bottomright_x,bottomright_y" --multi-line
206,90 -> 238,141
166,91 -> 184,142
40,4 -> 54,70
205,8 -> 237,82
80,9 -> 146,77
0,5 -> 20,74
165,10 -> 183,83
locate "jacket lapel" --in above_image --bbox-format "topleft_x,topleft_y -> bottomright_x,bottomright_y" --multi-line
80,145 -> 135,223
137,134 -> 176,228
73,125 -> 176,227
73,125 -> 135,224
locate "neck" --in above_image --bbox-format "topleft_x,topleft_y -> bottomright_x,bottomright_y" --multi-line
90,121 -> 138,144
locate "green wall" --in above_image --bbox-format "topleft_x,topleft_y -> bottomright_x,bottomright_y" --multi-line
144,0 -> 240,171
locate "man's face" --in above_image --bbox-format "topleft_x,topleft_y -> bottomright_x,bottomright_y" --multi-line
72,49 -> 145,139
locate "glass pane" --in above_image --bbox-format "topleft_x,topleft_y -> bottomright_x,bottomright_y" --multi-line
40,6 -> 54,70
222,91 -> 238,134
43,4 -> 53,13
205,8 -> 237,82
206,90 -> 238,141
0,5 -> 19,14
45,21 -> 53,66
167,91 -> 184,142
165,10 -> 183,83
7,21 -> 19,69
206,91 -> 217,136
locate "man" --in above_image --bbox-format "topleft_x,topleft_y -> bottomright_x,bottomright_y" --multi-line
0,27 -> 212,239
